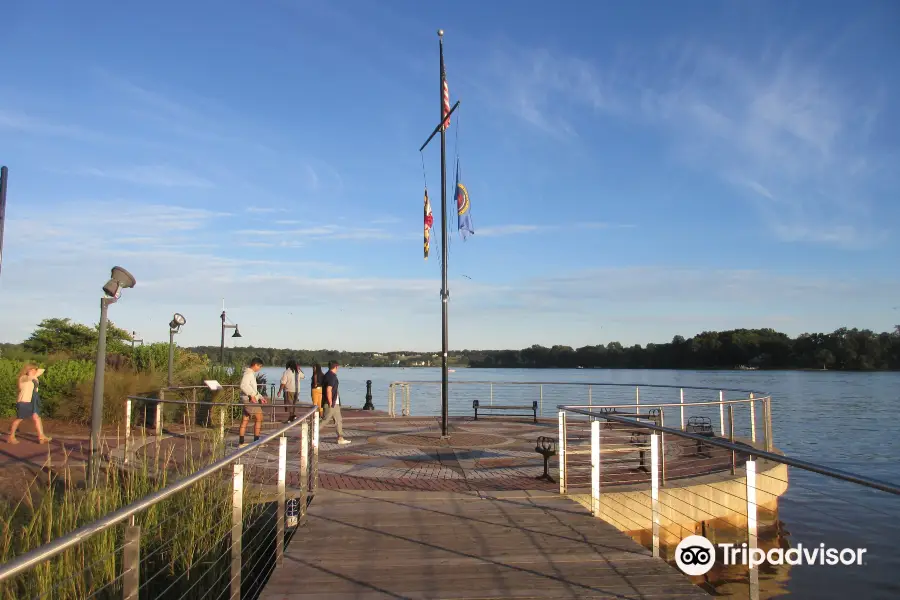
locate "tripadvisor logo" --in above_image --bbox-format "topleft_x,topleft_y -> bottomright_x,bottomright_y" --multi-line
674,535 -> 868,576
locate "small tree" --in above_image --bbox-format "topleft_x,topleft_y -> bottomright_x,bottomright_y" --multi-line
23,317 -> 133,359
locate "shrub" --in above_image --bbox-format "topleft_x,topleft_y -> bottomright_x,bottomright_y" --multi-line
57,370 -> 164,425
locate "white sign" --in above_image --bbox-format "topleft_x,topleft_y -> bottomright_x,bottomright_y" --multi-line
203,379 -> 223,391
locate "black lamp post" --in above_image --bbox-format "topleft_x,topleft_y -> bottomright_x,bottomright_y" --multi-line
168,313 -> 186,387
90,266 -> 136,480
220,310 -> 241,363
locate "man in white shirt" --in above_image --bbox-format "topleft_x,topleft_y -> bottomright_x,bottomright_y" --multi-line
239,357 -> 268,446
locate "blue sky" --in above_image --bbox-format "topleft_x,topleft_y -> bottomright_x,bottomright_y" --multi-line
1,0 -> 898,352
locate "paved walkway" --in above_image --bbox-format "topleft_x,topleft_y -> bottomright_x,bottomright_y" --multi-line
260,489 -> 709,599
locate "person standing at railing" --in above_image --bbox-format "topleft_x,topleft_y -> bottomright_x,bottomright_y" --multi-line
238,357 -> 268,447
7,364 -> 51,444
310,362 -> 324,417
320,361 -> 351,445
279,359 -> 305,423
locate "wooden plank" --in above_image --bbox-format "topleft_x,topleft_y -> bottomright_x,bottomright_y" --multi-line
260,490 -> 708,599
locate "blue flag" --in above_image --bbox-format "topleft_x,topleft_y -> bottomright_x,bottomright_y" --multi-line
454,161 -> 473,239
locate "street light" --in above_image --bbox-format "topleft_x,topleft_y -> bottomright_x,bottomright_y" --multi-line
220,310 -> 241,364
91,266 -> 136,479
168,313 -> 186,387
130,331 -> 144,351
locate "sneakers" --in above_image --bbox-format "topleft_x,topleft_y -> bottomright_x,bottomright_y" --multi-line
337,438 -> 352,445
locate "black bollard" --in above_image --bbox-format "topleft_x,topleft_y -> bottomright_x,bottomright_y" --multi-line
363,379 -> 375,410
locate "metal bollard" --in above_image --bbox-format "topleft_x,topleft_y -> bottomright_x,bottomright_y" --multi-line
276,436 -> 286,566
590,420 -> 600,516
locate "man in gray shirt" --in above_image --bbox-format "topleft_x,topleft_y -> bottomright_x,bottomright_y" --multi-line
239,357 -> 268,446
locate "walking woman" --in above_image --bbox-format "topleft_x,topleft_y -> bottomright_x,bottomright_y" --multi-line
279,359 -> 305,422
8,364 -> 51,444
310,363 -> 324,417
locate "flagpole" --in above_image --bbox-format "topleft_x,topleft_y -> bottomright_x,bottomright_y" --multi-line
438,30 -> 450,438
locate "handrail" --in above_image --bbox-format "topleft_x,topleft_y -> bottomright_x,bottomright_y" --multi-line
0,405 -> 318,583
564,398 -> 769,409
391,380 -> 768,396
560,406 -> 900,496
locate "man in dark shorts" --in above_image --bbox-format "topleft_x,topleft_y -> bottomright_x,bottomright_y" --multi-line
239,357 -> 268,446
320,361 -> 351,445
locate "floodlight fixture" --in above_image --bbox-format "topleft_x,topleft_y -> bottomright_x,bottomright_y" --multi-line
102,266 -> 136,299
169,313 -> 186,331
232,325 -> 242,338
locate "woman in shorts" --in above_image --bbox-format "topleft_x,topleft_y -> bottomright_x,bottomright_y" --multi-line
8,364 -> 51,444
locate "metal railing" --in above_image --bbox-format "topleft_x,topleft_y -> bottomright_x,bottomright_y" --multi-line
557,405 -> 900,600
0,405 -> 319,600
388,380 -> 767,436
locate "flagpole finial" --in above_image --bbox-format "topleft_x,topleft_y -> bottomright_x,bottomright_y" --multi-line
437,29 -> 444,37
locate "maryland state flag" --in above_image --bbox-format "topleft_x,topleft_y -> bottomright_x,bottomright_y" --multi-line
455,162 -> 473,239
424,187 -> 434,259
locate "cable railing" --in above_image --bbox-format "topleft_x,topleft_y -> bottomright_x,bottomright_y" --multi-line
0,405 -> 319,600
557,405 -> 900,600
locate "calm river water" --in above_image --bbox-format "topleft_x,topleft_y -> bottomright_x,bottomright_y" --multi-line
262,366 -> 900,599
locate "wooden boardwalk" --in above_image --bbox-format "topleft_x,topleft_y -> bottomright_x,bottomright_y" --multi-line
261,489 -> 708,599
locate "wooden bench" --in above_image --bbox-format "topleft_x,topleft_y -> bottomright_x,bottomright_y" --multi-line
473,400 -> 538,423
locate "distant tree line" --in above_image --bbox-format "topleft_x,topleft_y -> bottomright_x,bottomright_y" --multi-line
5,323 -> 899,372
465,327 -> 900,371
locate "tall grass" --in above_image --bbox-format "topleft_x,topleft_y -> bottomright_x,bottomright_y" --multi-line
0,430 -> 270,600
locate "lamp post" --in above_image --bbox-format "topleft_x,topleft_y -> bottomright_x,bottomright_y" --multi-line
0,166 -> 8,280
168,313 -> 186,387
219,310 -> 241,364
90,266 -> 136,481
130,331 -> 144,351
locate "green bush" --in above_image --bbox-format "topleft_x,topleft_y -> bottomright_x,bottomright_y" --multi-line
0,358 -> 95,419
131,343 -> 209,383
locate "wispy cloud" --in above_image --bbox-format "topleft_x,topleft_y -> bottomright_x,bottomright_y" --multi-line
0,109 -> 111,143
479,37 -> 892,248
67,165 -> 214,188
476,221 -> 634,237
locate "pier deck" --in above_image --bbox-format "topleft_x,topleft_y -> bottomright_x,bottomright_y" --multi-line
260,488 -> 708,599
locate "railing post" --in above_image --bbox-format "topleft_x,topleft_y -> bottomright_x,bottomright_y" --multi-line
539,384 -> 543,416
312,411 -> 319,496
404,385 -> 410,416
679,388 -> 685,431
766,397 -> 774,451
490,382 -> 494,406
300,421 -> 309,520
651,432 -> 660,558
122,520 -> 140,600
659,409 -> 666,486
388,385 -> 395,417
276,436 -> 286,567
219,407 -> 226,443
590,419 -> 600,516
558,411 -> 567,494
155,402 -> 163,438
749,392 -> 756,443
746,459 -> 759,600
719,391 -> 725,435
230,463 -> 244,600
588,384 -> 592,406
635,386 -> 640,414
124,400 -> 132,465
192,388 -> 197,430
729,405 -> 736,476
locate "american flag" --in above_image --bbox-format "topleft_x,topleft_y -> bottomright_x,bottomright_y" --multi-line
441,71 -> 451,130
